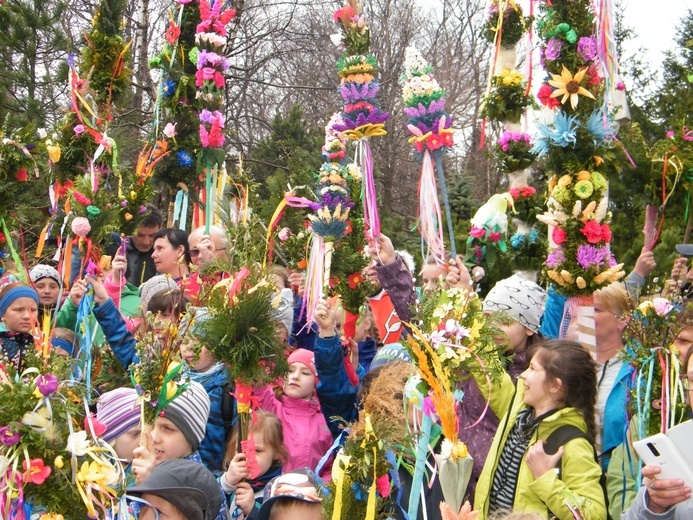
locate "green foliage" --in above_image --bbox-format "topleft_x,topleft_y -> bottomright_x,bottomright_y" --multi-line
248,105 -> 322,223
483,1 -> 531,48
482,71 -> 536,124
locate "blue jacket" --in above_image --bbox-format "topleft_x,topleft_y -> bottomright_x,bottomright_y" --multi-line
93,298 -> 139,368
602,360 -> 635,470
289,296 -> 316,351
314,334 -> 359,438
358,337 -> 378,374
189,363 -> 230,476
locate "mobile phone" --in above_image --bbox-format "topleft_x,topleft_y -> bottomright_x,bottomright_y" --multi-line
633,433 -> 693,489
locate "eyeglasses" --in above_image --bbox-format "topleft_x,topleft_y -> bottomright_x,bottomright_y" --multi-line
189,247 -> 227,257
679,374 -> 693,390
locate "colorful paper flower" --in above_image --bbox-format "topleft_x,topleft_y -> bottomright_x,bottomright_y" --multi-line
580,220 -> 604,244
36,373 -> 58,396
552,227 -> 567,246
548,66 -> 595,110
0,425 -> 20,446
23,458 -> 52,485
573,180 -> 594,199
347,272 -> 364,290
165,22 -> 181,44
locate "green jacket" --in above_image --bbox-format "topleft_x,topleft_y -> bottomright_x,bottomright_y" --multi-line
473,372 -> 606,520
55,282 -> 141,346
605,416 -> 644,519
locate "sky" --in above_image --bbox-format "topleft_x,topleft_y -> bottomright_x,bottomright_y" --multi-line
621,0 -> 691,71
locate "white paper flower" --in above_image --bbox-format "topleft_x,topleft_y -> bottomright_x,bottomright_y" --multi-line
66,430 -> 91,456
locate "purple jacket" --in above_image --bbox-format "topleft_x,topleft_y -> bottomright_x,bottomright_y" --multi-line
458,350 -> 528,503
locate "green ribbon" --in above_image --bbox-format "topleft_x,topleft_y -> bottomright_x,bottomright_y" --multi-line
0,216 -> 28,283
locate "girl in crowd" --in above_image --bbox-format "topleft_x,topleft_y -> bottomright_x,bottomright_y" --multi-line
474,340 -> 606,519
0,282 -> 39,370
29,264 -> 62,324
253,348 -> 333,478
221,410 -> 289,519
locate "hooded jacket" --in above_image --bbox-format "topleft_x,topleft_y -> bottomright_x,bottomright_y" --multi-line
473,373 -> 606,520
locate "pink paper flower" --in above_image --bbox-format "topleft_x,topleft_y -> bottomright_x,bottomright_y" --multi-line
376,474 -> 391,498
36,373 -> 58,396
469,226 -> 486,239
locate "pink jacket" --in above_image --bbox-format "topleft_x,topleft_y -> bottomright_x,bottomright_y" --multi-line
254,385 -> 333,479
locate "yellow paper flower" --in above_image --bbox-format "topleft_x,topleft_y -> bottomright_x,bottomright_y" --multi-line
46,144 -> 61,163
557,174 -> 573,188
499,68 -> 523,87
548,66 -> 595,110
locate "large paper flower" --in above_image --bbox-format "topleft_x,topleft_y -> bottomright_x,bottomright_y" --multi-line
548,66 -> 595,110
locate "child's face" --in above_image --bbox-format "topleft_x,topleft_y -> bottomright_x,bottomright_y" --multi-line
253,430 -> 276,476
283,362 -> 315,400
499,320 -> 531,352
34,279 -> 60,307
268,502 -> 324,520
151,416 -> 192,462
353,316 -> 370,343
180,339 -> 216,373
140,494 -> 186,520
112,425 -> 141,463
2,297 -> 38,333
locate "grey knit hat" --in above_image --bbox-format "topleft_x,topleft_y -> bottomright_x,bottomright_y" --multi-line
161,380 -> 210,451
139,275 -> 178,312
482,273 -> 547,333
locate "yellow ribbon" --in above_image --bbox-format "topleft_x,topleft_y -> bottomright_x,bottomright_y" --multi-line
366,447 -> 377,520
331,453 -> 351,520
342,123 -> 387,140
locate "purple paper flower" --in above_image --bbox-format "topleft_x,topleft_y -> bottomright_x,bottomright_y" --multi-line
577,36 -> 598,62
544,39 -> 563,61
197,50 -> 230,71
0,425 -> 21,447
199,109 -> 225,127
576,244 -> 610,269
36,373 -> 58,396
545,249 -> 566,268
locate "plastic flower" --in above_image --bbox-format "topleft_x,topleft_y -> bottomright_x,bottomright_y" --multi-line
499,68 -> 523,87
537,84 -> 561,109
23,458 -> 51,485
347,272 -> 364,289
585,110 -> 616,145
66,430 -> 91,456
163,123 -> 177,139
574,180 -> 594,199
165,22 -> 181,44
469,226 -> 486,239
36,373 -> 58,396
74,124 -> 85,136
549,113 -> 579,148
544,39 -> 563,61
552,227 -> 567,246
0,425 -> 20,446
580,221 -> 603,244
548,66 -> 595,110
577,36 -> 598,62
177,150 -> 193,167
15,166 -> 28,182
576,244 -> 608,269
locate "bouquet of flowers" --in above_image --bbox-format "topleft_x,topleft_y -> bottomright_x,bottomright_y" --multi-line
482,69 -> 535,124
494,131 -> 536,174
130,315 -> 189,434
621,296 -> 691,438
0,364 -> 123,518
483,0 -> 531,48
465,193 -> 512,271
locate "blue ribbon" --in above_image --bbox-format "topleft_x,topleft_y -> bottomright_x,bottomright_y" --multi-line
407,413 -> 432,520
74,284 -> 95,395
433,149 -> 457,258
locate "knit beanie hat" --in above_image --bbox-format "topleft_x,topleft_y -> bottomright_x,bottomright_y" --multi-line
287,348 -> 317,383
29,264 -> 60,286
97,388 -> 141,443
482,273 -> 547,333
161,380 -> 210,451
140,275 -> 178,313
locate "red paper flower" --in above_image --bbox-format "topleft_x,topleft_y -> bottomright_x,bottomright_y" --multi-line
347,272 -> 364,289
23,458 -> 51,485
376,474 -> 391,498
488,231 -> 502,243
333,5 -> 355,24
580,220 -> 603,244
520,186 -> 536,197
537,84 -> 560,109
165,22 -> 181,44
585,65 -> 602,86
508,187 -> 521,199
442,132 -> 454,147
414,140 -> 425,153
0,232 -> 5,243
469,226 -> 486,239
426,133 -> 444,151
55,180 -> 74,197
600,223 -> 612,243
552,226 -> 567,246
73,190 -> 92,206
344,220 -> 353,235
15,167 -> 28,182
83,415 -> 108,437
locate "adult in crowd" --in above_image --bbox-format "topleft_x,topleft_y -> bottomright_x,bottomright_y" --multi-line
188,225 -> 229,268
105,205 -> 163,287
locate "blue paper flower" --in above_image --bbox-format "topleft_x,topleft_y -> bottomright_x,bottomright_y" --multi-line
177,150 -> 193,167
510,232 -> 525,250
162,79 -> 177,98
585,110 -> 616,146
528,229 -> 539,244
549,113 -> 579,148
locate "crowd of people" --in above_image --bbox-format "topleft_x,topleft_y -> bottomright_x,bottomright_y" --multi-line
1,207 -> 693,520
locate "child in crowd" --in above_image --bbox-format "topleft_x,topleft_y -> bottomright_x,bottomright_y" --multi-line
255,468 -> 324,520
51,327 -> 79,357
221,410 -> 289,519
128,459 -> 223,520
130,380 -> 228,520
269,265 -> 294,336
253,348 -> 333,478
0,282 -> 39,370
474,340 -> 606,519
96,387 -> 141,484
352,302 -> 380,374
180,307 -> 232,475
29,264 -> 62,324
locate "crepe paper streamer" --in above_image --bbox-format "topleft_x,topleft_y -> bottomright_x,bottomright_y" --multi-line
301,235 -> 326,328
385,449 -> 408,519
434,150 -> 457,259
74,284 -> 95,395
241,436 -> 261,479
173,188 -> 189,231
407,413 -> 432,520
366,446 -> 377,520
205,162 -> 214,235
357,139 -> 381,239
0,217 -> 28,283
418,150 -> 445,265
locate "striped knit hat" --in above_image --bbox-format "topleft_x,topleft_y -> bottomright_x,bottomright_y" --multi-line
97,388 -> 140,443
161,380 -> 210,451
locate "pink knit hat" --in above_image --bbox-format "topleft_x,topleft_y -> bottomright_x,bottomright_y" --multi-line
288,348 -> 318,383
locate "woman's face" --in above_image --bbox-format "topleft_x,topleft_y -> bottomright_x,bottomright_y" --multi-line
2,297 -> 38,333
152,237 -> 184,275
593,293 -> 626,349
34,279 -> 60,307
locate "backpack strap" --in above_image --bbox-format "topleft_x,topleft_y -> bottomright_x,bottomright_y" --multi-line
545,425 -> 592,457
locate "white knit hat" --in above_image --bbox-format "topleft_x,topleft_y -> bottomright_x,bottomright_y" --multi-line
29,264 -> 60,285
482,274 -> 547,333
